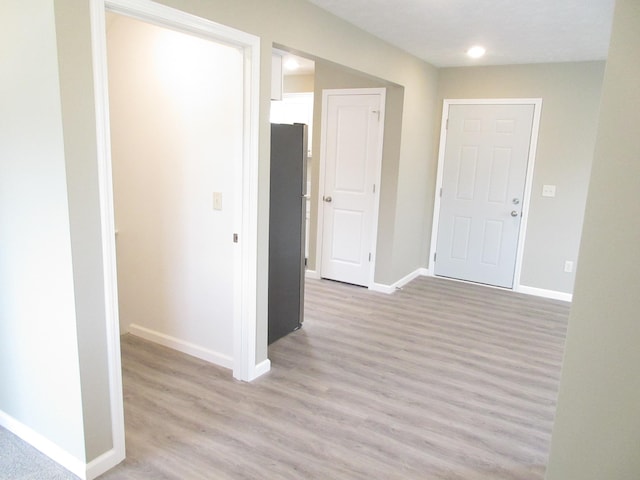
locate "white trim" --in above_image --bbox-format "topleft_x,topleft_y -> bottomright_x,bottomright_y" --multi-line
232,11 -> 262,383
0,410 -> 86,479
419,267 -> 433,277
88,1 -> 126,476
105,0 -> 257,45
429,98 -> 543,291
369,267 -> 431,294
369,283 -> 395,294
253,359 -> 272,378
392,267 -> 426,290
315,88 -> 386,289
305,269 -> 320,279
85,447 -> 125,480
517,285 -> 573,302
128,325 -> 234,368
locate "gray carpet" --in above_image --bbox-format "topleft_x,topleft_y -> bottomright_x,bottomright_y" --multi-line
0,427 -> 79,480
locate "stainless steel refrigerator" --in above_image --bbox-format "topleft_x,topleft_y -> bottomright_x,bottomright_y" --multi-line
268,123 -> 308,344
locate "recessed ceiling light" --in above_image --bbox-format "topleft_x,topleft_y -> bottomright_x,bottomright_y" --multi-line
467,46 -> 486,59
284,58 -> 300,71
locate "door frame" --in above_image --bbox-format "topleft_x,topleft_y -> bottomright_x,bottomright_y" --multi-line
315,88 -> 386,288
428,98 -> 543,291
89,0 -> 261,475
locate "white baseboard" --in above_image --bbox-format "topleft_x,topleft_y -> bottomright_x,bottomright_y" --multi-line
366,267 -> 571,302
85,447 -> 124,480
305,269 -> 320,279
516,285 -> 573,302
370,267 -> 431,294
0,410 -> 86,479
251,359 -> 271,380
128,324 -> 233,369
369,282 -> 395,294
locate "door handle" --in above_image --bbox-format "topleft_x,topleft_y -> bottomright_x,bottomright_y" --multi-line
511,210 -> 519,217
323,196 -> 332,203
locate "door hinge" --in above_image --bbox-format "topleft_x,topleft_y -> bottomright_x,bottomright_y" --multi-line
439,187 -> 442,197
434,252 -> 437,262
373,184 -> 376,193
372,110 -> 381,121
233,233 -> 238,243
445,118 -> 449,130
368,253 -> 372,262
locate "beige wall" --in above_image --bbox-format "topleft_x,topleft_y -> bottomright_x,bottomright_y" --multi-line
546,0 -> 640,477
436,62 -> 605,294
0,0 -> 87,462
309,60 -> 404,284
284,73 -> 314,93
54,0 -> 113,460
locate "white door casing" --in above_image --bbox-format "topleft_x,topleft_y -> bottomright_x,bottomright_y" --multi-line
317,88 -> 385,287
430,99 -> 542,289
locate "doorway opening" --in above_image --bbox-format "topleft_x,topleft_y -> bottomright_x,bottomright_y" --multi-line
107,11 -> 243,362
89,0 -> 261,472
266,49 -> 407,351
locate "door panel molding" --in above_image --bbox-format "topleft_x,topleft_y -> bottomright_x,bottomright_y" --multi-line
429,98 -> 542,290
316,88 -> 386,288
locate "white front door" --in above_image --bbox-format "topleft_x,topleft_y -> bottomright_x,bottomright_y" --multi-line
434,103 -> 536,288
319,89 -> 384,287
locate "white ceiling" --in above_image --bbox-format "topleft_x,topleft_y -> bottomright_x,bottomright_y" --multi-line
306,0 -> 616,67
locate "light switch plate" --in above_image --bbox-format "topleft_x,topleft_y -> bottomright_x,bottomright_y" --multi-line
542,184 -> 556,197
213,192 -> 222,210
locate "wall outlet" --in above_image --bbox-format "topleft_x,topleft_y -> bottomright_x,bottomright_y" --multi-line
564,260 -> 574,273
542,184 -> 556,197
213,192 -> 222,210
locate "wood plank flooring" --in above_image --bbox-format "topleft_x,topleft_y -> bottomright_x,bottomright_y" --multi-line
100,276 -> 569,479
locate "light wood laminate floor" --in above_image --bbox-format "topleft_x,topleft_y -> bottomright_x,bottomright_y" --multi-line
101,276 -> 569,479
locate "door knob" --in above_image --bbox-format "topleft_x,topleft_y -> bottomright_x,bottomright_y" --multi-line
512,198 -> 520,205
323,196 -> 332,203
511,210 -> 519,217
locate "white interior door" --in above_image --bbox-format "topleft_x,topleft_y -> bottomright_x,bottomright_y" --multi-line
319,89 -> 384,287
434,103 -> 535,288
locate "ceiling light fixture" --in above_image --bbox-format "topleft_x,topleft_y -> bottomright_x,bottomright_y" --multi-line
284,58 -> 300,71
467,46 -> 486,59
